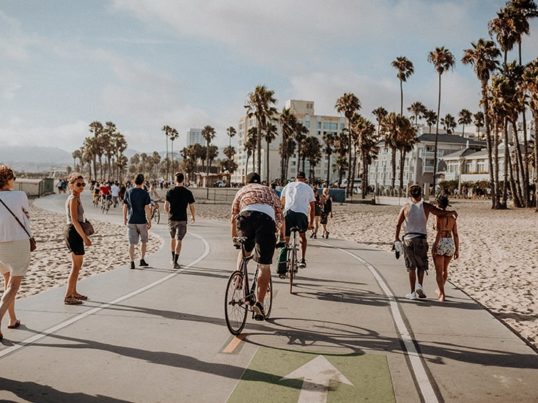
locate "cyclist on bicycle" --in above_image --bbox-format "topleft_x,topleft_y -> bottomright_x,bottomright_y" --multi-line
278,171 -> 315,275
100,182 -> 112,203
231,172 -> 284,321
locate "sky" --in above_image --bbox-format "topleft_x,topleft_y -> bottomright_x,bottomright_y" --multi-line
1,0 -> 537,155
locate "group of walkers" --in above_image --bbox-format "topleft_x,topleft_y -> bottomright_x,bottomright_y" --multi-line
0,161 -> 459,339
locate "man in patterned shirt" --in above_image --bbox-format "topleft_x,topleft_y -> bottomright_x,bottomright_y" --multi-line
231,172 -> 285,320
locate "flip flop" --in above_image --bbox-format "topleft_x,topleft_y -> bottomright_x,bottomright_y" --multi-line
7,320 -> 21,329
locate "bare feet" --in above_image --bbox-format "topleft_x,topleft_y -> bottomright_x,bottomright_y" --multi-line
438,294 -> 446,302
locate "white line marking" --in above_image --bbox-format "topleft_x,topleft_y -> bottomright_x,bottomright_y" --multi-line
321,241 -> 439,403
0,232 -> 210,359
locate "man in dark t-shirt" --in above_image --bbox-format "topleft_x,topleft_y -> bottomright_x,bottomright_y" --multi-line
165,172 -> 196,269
123,174 -> 152,270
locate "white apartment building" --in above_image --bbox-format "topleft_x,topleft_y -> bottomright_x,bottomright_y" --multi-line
369,133 -> 486,190
232,100 -> 346,184
187,128 -> 203,146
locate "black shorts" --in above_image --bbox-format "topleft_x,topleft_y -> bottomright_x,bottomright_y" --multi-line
236,211 -> 276,265
320,213 -> 328,225
284,210 -> 308,236
65,224 -> 85,256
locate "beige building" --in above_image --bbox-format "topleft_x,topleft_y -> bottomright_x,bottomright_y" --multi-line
232,100 -> 346,184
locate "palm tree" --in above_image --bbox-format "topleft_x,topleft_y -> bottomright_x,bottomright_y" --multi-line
462,38 -> 501,208
293,122 -> 309,175
279,108 -> 298,183
353,117 -> 377,198
372,107 -> 388,136
302,136 -> 322,182
522,58 -> 538,210
201,125 -> 216,179
473,111 -> 485,139
245,85 -> 277,176
161,125 -> 172,180
458,109 -> 473,137
264,122 -> 278,183
226,126 -> 236,148
408,101 -> 427,128
392,57 -> 415,116
428,46 -> 455,194
169,127 -> 179,175
335,93 -> 361,196
322,131 -> 336,186
207,145 -> 219,174
441,114 -> 457,134
380,112 -> 401,190
244,129 -> 257,176
424,110 -> 438,135
89,121 -> 104,180
395,117 -> 418,191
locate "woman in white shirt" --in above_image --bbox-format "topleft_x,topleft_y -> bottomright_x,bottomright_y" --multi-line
0,165 -> 32,340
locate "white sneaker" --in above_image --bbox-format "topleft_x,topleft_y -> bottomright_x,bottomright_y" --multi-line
406,292 -> 417,300
415,285 -> 426,299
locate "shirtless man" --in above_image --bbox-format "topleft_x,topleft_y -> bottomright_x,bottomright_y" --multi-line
395,185 -> 456,300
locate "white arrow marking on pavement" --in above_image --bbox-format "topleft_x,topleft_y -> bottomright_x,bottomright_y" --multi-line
280,355 -> 353,403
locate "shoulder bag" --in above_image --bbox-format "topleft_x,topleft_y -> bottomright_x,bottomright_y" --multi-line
0,197 -> 37,252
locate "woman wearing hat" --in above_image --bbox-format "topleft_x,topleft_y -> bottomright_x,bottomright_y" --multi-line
432,195 -> 459,302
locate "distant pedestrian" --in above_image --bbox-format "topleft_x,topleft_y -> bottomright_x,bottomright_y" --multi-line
0,165 -> 33,339
320,187 -> 333,238
164,172 -> 196,269
64,172 -> 92,305
395,184 -> 457,300
310,186 -> 322,239
123,174 -> 152,270
111,182 -> 120,208
432,195 -> 459,302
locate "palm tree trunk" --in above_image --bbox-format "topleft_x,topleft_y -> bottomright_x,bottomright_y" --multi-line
511,120 -> 526,207
507,151 -> 520,207
400,79 -> 403,117
502,125 -> 509,208
256,124 -> 262,175
266,139 -> 270,183
245,154 -> 250,178
165,136 -> 169,181
432,73 -> 442,196
350,151 -> 357,198
519,39 -> 531,206
534,115 -> 538,211
399,150 -> 406,191
206,141 -> 210,178
347,123 -> 353,197
494,125 -> 500,207
482,84 -> 496,209
391,147 -> 397,190
362,152 -> 368,199
171,141 -> 174,176
462,124 -> 465,138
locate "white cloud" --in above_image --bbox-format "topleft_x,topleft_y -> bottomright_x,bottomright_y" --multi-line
0,120 -> 89,151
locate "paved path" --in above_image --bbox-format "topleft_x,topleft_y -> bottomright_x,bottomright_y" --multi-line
0,194 -> 536,402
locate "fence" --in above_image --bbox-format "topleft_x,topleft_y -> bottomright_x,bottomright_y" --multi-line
190,188 -> 239,203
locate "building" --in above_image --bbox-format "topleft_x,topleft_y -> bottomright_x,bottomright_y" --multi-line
368,133 -> 486,191
232,100 -> 346,184
187,128 -> 203,146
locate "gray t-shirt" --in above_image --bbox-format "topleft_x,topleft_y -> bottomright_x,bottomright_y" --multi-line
124,187 -> 151,224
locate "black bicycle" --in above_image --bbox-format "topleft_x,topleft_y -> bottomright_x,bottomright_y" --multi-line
285,227 -> 300,294
224,237 -> 273,335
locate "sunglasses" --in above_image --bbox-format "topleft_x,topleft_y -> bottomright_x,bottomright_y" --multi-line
76,182 -> 86,188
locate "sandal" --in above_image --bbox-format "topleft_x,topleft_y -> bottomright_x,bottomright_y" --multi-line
7,320 -> 21,329
64,296 -> 83,305
74,294 -> 88,300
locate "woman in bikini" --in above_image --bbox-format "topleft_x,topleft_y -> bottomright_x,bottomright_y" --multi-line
432,195 -> 459,302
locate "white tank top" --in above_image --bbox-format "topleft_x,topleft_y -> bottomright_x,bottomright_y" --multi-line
405,200 -> 427,238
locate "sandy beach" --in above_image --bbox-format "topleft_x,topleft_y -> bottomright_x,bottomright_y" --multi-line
11,199 -> 537,350
17,204 -> 161,299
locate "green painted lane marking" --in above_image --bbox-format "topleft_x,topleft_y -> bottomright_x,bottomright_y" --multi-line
227,348 -> 395,403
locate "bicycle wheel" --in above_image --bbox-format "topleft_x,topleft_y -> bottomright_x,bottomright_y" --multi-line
289,244 -> 296,294
264,275 -> 273,319
224,270 -> 248,335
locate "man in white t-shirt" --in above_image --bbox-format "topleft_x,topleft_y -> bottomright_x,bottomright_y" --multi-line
111,182 -> 120,208
279,172 -> 315,272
